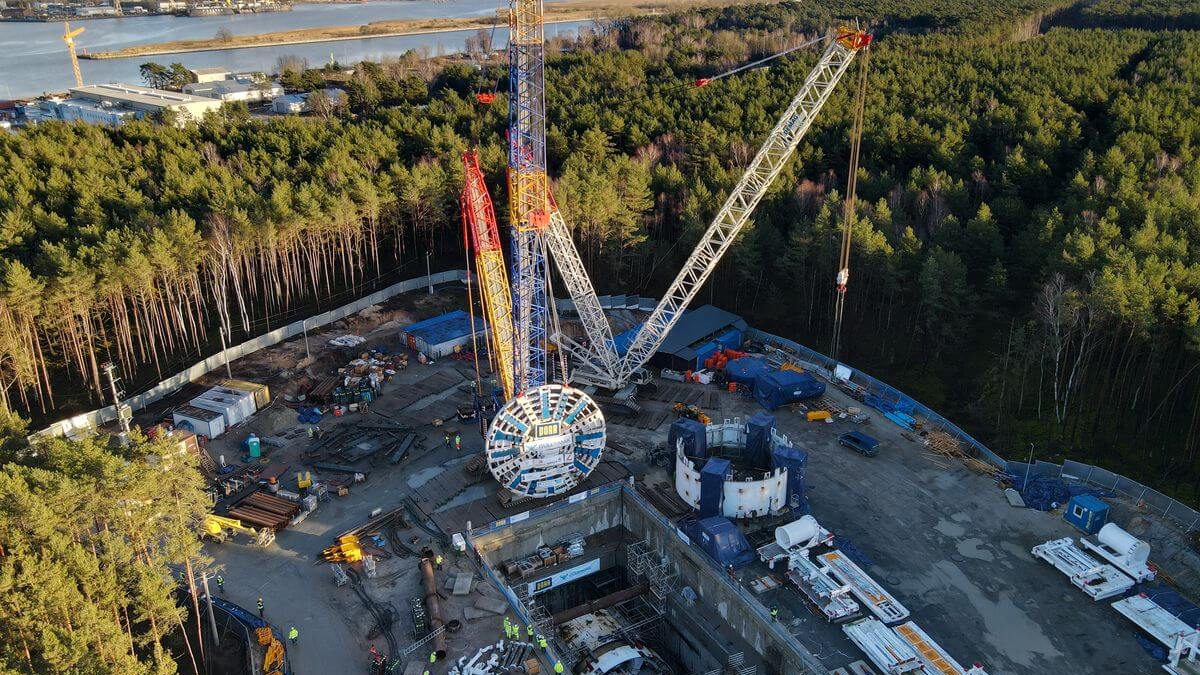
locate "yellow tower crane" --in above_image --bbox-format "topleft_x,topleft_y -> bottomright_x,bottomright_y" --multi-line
62,21 -> 85,88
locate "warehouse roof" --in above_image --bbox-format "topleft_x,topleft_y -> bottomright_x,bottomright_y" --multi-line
658,304 -> 747,357
402,310 -> 486,345
71,83 -> 218,107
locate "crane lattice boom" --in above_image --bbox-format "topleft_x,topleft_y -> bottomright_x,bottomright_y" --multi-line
597,29 -> 870,387
462,151 -> 517,399
508,0 -> 551,393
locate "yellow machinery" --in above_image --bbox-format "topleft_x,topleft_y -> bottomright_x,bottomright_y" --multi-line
322,534 -> 363,563
673,403 -> 711,425
296,471 -> 312,490
202,514 -> 275,546
462,151 -> 517,399
61,22 -> 85,88
256,626 -> 285,675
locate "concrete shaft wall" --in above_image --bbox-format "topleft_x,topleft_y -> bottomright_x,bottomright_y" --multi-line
469,483 -> 827,675
620,489 -> 826,675
473,489 -> 624,565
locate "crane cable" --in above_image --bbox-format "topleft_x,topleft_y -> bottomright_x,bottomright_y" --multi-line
694,34 -> 825,88
461,206 -> 490,395
830,45 -> 870,363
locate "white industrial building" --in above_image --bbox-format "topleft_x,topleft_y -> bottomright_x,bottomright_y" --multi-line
271,88 -> 346,114
184,78 -> 283,103
62,83 -> 224,125
22,96 -> 141,126
188,67 -> 231,84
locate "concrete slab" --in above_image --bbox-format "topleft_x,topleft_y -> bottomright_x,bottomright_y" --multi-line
452,573 -> 473,596
463,606 -> 494,621
473,597 -> 508,615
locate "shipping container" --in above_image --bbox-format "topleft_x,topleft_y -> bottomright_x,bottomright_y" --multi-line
190,387 -> 255,427
219,378 -> 271,411
1064,494 -> 1109,535
172,405 -> 226,439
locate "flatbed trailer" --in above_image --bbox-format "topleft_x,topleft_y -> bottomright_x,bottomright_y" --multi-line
1112,594 -> 1200,675
843,618 -> 923,674
893,621 -> 989,675
786,552 -> 861,622
817,550 -> 910,623
1031,538 -> 1133,601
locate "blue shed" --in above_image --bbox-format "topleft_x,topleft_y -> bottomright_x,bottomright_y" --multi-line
683,517 -> 755,569
1063,494 -> 1109,535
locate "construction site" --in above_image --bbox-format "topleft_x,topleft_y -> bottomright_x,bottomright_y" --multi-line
49,4 -> 1200,675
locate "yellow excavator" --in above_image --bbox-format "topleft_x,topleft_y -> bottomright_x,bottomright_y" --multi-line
201,514 -> 275,547
256,626 -> 285,675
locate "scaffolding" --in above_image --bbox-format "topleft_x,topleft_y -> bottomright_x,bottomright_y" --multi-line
627,539 -> 679,602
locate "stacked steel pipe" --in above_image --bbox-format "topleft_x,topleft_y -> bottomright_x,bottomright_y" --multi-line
227,490 -> 300,530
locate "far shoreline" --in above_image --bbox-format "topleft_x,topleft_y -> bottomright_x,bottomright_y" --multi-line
81,17 -> 598,60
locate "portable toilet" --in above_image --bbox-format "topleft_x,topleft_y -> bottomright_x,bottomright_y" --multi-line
1064,494 -> 1109,535
242,433 -> 261,459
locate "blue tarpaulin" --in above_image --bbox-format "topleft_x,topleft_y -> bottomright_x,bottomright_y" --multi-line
668,418 -> 708,459
1003,473 -> 1110,511
611,323 -> 643,357
684,516 -> 755,568
700,458 -> 730,519
1132,584 -> 1200,661
771,445 -> 808,510
745,412 -> 775,468
726,357 -> 768,385
754,370 -> 826,410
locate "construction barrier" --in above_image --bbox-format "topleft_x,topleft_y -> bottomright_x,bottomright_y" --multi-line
31,270 -> 470,441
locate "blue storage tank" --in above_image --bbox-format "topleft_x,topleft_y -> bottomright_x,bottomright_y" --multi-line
667,418 -> 708,459
683,516 -> 755,569
771,445 -> 809,510
726,357 -> 768,385
744,412 -> 775,469
753,370 -> 826,410
1064,494 -> 1109,535
699,457 -> 730,519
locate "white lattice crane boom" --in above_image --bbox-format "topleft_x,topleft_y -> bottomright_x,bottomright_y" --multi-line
600,28 -> 871,387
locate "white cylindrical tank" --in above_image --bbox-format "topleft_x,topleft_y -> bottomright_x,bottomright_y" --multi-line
1097,523 -> 1150,564
776,515 -> 821,550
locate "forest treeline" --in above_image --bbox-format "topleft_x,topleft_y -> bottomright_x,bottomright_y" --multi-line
2,0 -> 1200,502
0,432 -> 210,673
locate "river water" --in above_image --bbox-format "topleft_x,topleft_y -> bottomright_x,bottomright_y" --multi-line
0,0 -> 585,98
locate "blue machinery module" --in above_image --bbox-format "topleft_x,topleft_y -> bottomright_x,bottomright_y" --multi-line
486,384 -> 607,498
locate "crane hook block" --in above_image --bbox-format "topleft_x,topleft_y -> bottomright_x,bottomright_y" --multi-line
476,92 -> 497,104
695,78 -> 712,88
835,28 -> 872,50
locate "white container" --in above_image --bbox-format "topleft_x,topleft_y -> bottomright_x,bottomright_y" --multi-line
172,405 -> 226,439
190,387 -> 254,427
